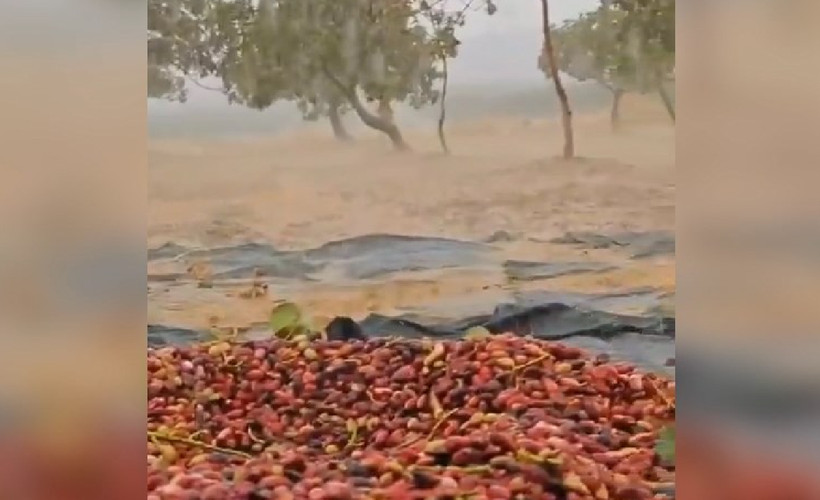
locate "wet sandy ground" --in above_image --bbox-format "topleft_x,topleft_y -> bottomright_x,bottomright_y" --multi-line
148,96 -> 674,332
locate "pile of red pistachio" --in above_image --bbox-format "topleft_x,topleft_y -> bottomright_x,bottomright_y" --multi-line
148,334 -> 675,499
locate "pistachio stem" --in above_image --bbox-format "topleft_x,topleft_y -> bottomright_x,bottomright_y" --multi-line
147,431 -> 252,459
512,352 -> 552,373
426,408 -> 459,440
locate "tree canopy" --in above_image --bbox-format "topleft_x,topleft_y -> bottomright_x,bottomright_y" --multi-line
541,0 -> 674,92
542,8 -> 631,91
538,0 -> 675,124
148,0 -> 673,151
610,0 -> 675,87
148,0 -> 248,102
147,0 -> 496,148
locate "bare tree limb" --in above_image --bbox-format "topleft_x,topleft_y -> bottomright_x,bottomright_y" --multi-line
185,75 -> 224,93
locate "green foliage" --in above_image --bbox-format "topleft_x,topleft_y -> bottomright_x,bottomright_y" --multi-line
607,0 -> 674,88
540,0 -> 674,93
542,8 -> 630,90
147,0 -> 190,101
268,301 -> 302,337
148,0 -> 248,101
268,301 -> 318,339
417,0 -> 498,65
218,0 -> 296,110
464,326 -> 493,340
415,0 -> 497,152
147,0 -> 496,127
655,425 -> 676,464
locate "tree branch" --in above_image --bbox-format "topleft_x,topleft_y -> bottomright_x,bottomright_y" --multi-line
185,75 -> 224,93
320,65 -> 355,100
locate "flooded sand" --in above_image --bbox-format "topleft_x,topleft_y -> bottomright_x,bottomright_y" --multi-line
148,96 -> 675,348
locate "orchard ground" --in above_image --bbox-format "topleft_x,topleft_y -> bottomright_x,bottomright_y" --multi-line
148,92 -> 674,332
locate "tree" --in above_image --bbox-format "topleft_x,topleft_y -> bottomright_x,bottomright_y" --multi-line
609,0 -> 675,121
416,0 -> 498,154
537,0 -> 675,127
327,99 -> 354,142
148,0 -> 501,150
147,0 -> 217,102
540,8 -> 634,130
214,0 -> 446,151
147,0 -> 370,144
540,0 -> 575,159
211,0 -> 362,141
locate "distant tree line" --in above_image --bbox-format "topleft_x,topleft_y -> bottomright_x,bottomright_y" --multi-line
148,0 -> 674,157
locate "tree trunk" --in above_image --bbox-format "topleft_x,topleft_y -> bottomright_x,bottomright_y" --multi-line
328,102 -> 353,142
437,56 -> 451,155
540,0 -> 574,159
658,82 -> 675,122
322,67 -> 410,151
351,93 -> 408,150
610,88 -> 624,131
377,98 -> 395,125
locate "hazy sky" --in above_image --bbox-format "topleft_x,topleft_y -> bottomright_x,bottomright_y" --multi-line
150,0 -> 600,111
450,0 -> 599,84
